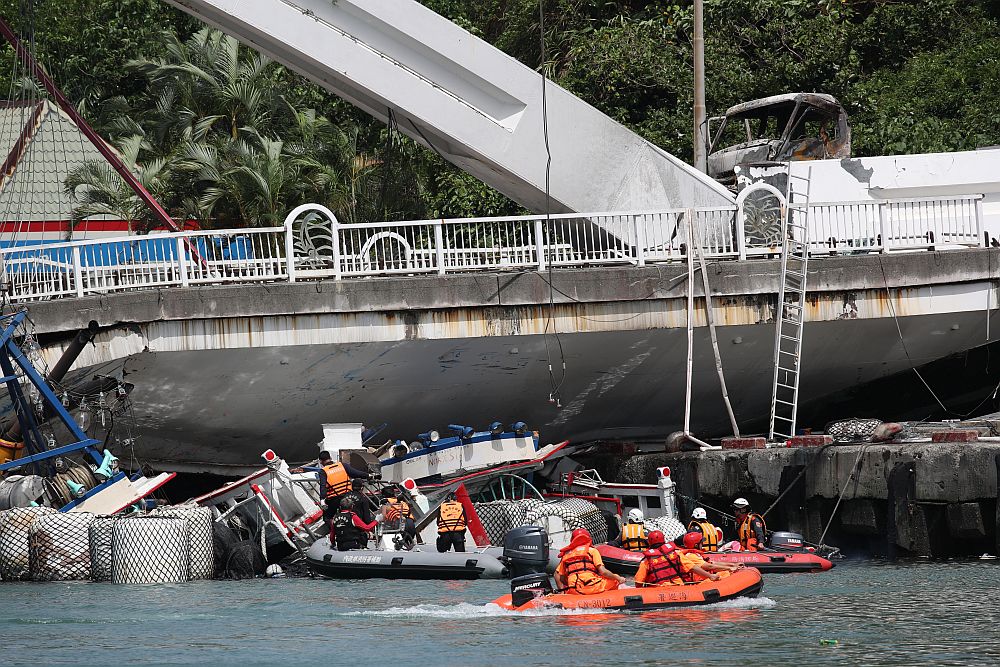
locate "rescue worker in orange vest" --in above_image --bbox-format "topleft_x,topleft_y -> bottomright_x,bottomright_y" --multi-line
687,507 -> 723,552
314,450 -> 372,529
675,531 -> 743,582
382,486 -> 417,548
634,530 -> 692,587
609,509 -> 648,552
331,496 -> 378,551
732,497 -> 767,551
554,528 -> 625,595
436,491 -> 467,553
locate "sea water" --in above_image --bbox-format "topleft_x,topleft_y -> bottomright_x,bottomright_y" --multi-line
2,559 -> 998,665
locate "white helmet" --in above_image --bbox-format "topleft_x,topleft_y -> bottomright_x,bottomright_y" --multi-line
691,507 -> 707,520
627,509 -> 644,523
732,497 -> 750,509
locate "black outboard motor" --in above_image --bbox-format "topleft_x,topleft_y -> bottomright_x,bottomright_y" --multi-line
503,526 -> 550,577
504,526 -> 553,607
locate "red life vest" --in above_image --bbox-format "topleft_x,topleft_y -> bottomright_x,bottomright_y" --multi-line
640,545 -> 691,585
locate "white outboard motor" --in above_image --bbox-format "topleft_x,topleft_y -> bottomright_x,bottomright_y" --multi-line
504,526 -> 553,607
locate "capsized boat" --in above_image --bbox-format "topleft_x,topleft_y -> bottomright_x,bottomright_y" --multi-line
493,569 -> 763,612
304,540 -> 508,580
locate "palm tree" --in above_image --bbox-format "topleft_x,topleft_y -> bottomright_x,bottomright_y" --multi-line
63,135 -> 172,235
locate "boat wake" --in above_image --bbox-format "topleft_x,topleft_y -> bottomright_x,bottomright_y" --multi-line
342,596 -> 775,619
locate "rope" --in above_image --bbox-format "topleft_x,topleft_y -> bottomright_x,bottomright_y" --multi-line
817,445 -> 870,546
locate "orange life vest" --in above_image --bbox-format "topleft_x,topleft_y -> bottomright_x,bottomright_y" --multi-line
640,546 -> 690,585
437,501 -> 466,533
737,513 -> 767,551
560,546 -> 603,593
620,522 -> 648,551
323,462 -> 350,499
385,498 -> 413,521
687,520 -> 720,552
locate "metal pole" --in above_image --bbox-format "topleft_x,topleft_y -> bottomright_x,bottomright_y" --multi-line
693,0 -> 707,173
694,232 -> 740,436
684,213 -> 695,435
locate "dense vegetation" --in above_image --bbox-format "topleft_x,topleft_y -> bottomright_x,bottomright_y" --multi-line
1,0 -> 998,229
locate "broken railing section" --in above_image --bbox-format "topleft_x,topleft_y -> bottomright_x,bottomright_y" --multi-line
0,194 -> 986,302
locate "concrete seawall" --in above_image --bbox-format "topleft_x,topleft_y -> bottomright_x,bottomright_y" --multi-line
614,442 -> 1000,558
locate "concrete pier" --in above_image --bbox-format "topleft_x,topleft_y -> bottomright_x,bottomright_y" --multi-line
613,442 -> 1000,558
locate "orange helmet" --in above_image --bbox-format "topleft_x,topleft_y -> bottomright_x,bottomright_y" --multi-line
683,531 -> 703,549
571,528 -> 591,541
647,530 -> 666,547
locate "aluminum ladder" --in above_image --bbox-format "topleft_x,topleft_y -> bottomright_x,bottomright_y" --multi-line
768,166 -> 812,441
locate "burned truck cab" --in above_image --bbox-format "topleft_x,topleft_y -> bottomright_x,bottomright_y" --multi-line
707,93 -> 851,189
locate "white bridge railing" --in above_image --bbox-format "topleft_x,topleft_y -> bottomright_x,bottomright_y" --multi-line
0,194 -> 985,302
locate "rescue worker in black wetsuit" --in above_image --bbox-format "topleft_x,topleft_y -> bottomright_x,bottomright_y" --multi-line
436,492 -> 467,553
331,496 -> 378,551
342,479 -> 374,524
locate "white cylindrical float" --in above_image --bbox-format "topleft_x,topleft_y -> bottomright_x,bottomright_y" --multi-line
0,506 -> 57,581
152,506 -> 214,580
88,516 -> 121,582
111,517 -> 189,584
29,512 -> 96,581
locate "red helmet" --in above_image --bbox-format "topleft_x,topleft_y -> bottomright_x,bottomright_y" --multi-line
647,530 -> 666,547
571,528 -> 591,541
682,531 -> 703,549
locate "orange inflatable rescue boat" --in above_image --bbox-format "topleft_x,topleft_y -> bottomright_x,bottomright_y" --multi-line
492,567 -> 763,612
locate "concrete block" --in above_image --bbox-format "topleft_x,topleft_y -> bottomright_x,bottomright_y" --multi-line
786,435 -> 834,448
946,502 -> 986,539
722,437 -> 765,450
913,444 -> 999,502
839,499 -> 881,536
896,501 -> 932,556
931,430 -> 979,443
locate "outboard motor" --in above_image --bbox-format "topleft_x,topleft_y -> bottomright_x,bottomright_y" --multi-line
769,531 -> 805,551
504,526 -> 553,607
503,525 -> 550,577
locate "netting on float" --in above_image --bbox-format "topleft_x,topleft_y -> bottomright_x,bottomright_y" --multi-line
89,515 -> 124,582
0,506 -> 57,581
474,499 -> 544,545
525,499 -> 608,545
28,512 -> 96,581
645,516 -> 686,542
111,517 -> 189,584
151,506 -> 214,580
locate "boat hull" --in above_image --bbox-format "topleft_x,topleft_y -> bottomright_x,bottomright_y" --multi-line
305,541 -> 508,580
492,568 -> 763,611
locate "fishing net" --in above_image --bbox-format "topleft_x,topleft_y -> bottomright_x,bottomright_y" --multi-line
826,418 -> 884,443
525,499 -> 608,545
151,506 -> 214,580
89,515 -> 124,582
223,539 -> 267,580
474,499 -> 545,545
111,517 -> 189,584
0,506 -> 56,581
644,516 -> 686,543
29,512 -> 96,581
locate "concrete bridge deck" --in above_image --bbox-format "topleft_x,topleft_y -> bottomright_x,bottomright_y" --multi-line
20,248 -> 1000,471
